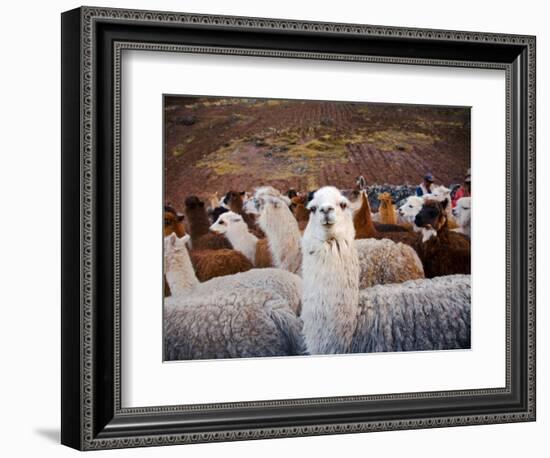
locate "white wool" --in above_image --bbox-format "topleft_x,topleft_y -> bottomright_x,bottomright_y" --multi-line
452,197 -> 471,237
258,195 -> 302,275
354,238 -> 424,289
301,186 -> 360,354
210,211 -> 258,264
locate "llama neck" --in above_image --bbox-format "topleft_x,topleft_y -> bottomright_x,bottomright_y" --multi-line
225,226 -> 258,263
229,198 -> 244,214
354,191 -> 377,237
259,205 -> 302,274
186,208 -> 211,240
301,235 -> 360,354
165,245 -> 199,296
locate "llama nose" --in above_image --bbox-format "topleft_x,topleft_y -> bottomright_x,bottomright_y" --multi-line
320,206 -> 334,214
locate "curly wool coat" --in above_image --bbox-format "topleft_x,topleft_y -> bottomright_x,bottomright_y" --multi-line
351,275 -> 471,353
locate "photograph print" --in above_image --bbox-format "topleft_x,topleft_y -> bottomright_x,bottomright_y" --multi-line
163,95 -> 472,361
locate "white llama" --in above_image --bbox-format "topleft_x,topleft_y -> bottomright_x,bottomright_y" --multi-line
244,188 -> 301,275
398,195 -> 424,230
210,211 -> 258,264
301,186 -> 471,355
452,197 -> 471,238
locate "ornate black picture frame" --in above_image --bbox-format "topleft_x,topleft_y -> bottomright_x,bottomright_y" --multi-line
61,6 -> 536,450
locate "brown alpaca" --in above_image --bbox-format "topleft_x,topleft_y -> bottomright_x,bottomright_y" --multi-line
412,199 -> 471,278
164,205 -> 186,237
190,249 -> 253,282
184,196 -> 232,250
223,190 -> 265,238
291,195 -> 310,231
377,192 -> 398,225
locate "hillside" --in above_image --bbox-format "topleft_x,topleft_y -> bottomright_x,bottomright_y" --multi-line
164,96 -> 470,206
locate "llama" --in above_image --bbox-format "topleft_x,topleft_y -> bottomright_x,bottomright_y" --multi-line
245,189 -> 302,275
452,197 -> 471,238
222,190 -> 264,237
208,192 -> 220,210
164,205 -> 186,237
210,211 -> 273,267
210,211 -> 258,264
300,186 -> 470,354
377,192 -> 398,225
397,195 -> 424,231
414,198 -> 471,277
163,234 -> 306,360
430,185 -> 459,229
184,196 -> 232,250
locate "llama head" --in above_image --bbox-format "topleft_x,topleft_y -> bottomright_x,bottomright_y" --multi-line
244,186 -> 290,216
222,190 -> 246,211
414,198 -> 449,239
286,189 -> 298,199
305,186 -> 355,242
430,185 -> 451,202
452,197 -> 471,226
377,192 -> 393,205
184,195 -> 205,211
341,188 -> 363,213
210,211 -> 246,234
398,195 -> 424,221
164,233 -> 189,264
355,175 -> 367,190
164,206 -> 186,237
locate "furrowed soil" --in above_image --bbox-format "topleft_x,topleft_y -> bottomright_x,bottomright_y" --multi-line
164,96 -> 470,206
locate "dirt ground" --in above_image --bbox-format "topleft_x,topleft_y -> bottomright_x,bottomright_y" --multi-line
164,96 -> 470,207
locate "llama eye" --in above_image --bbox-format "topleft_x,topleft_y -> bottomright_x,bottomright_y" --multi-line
219,221 -> 224,225
310,206 -> 317,213
340,202 -> 347,210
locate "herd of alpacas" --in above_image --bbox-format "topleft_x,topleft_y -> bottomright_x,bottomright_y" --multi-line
163,176 -> 472,360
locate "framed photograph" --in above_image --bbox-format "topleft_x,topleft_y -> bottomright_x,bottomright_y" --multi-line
61,6 -> 536,450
